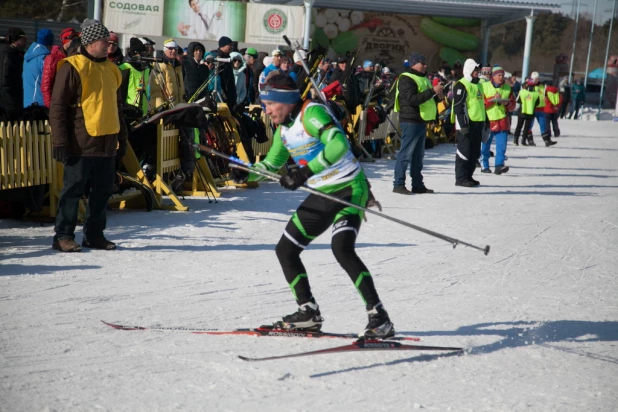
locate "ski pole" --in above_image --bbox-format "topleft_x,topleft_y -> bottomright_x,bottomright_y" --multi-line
194,143 -> 490,255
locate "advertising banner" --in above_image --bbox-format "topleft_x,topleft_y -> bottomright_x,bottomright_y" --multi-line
312,9 -> 481,69
163,0 -> 247,42
245,4 -> 305,45
103,0 -> 164,36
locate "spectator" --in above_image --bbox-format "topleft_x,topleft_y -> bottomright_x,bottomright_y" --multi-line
558,76 -> 570,119
279,55 -> 292,76
204,52 -> 222,98
50,19 -> 127,252
23,28 -> 53,108
41,28 -> 79,108
229,51 -> 247,106
119,38 -> 151,115
107,32 -> 123,65
392,52 -> 441,194
451,60 -> 463,81
243,47 -> 258,104
209,36 -> 236,108
290,49 -> 308,89
513,79 -> 541,146
182,41 -> 208,102
544,82 -> 561,139
149,39 -> 185,107
329,56 -> 348,84
569,78 -> 585,119
316,57 -> 332,87
479,65 -> 517,175
260,49 -> 283,86
0,27 -> 26,121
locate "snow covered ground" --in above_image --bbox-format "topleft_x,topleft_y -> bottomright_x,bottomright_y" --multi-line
1,119 -> 617,412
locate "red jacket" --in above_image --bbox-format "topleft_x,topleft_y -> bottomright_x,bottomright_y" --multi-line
41,45 -> 67,108
543,85 -> 561,114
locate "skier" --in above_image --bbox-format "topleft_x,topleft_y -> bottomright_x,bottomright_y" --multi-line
233,74 -> 394,339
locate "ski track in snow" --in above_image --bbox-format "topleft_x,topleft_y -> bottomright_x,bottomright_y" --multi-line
1,120 -> 618,411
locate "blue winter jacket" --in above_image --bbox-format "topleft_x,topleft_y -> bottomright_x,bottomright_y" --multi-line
23,42 -> 50,107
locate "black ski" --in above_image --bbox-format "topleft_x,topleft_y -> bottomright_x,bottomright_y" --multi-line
238,340 -> 463,362
101,321 -> 420,341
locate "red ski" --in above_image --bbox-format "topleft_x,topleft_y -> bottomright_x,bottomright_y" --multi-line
238,340 -> 464,362
101,321 -> 420,341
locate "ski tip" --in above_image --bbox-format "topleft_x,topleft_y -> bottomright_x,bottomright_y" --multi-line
484,245 -> 491,256
238,355 -> 258,362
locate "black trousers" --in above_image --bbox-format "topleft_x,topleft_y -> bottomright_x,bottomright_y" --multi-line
455,121 -> 483,184
546,113 -> 560,137
54,156 -> 115,242
514,116 -> 534,142
559,93 -> 570,118
274,183 -> 381,308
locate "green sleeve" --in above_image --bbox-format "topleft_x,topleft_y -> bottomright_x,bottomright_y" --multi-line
302,105 -> 349,174
248,126 -> 290,182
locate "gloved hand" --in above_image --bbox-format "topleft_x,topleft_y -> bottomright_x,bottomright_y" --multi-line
230,168 -> 249,184
459,127 -> 469,136
52,146 -> 68,163
279,167 -> 314,191
116,140 -> 127,161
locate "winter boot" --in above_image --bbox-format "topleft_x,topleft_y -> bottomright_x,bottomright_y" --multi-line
82,237 -> 117,250
513,135 -> 519,146
361,302 -> 395,339
52,238 -> 82,253
481,168 -> 492,174
494,165 -> 510,175
392,185 -> 411,195
275,299 -> 324,331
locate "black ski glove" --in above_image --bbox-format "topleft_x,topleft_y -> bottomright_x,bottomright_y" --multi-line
52,146 -> 68,163
116,140 -> 127,161
459,126 -> 469,136
279,167 -> 314,191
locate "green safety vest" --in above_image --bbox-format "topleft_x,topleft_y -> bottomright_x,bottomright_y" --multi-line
119,63 -> 150,115
547,90 -> 560,106
534,84 -> 546,108
450,78 -> 486,123
394,72 -> 437,121
481,81 -> 511,121
518,89 -> 538,115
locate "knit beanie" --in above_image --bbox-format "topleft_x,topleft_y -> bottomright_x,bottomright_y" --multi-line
245,47 -> 258,58
129,37 -> 146,56
480,65 -> 492,77
492,65 -> 505,77
36,28 -> 54,46
60,28 -> 79,45
218,36 -> 233,48
163,39 -> 177,49
408,52 -> 427,66
6,27 -> 25,44
80,19 -> 110,45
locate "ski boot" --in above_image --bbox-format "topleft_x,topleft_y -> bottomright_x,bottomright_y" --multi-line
274,299 -> 324,331
360,302 -> 395,339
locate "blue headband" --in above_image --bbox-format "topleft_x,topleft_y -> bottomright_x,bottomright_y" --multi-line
260,88 -> 301,104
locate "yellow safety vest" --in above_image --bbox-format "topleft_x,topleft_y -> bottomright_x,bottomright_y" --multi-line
59,55 -> 121,136
534,84 -> 546,108
119,62 -> 150,115
450,78 -> 486,123
547,90 -> 560,106
481,81 -> 511,121
394,72 -> 437,121
518,89 -> 538,115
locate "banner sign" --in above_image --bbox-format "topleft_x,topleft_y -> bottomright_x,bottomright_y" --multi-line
245,4 -> 305,45
163,0 -> 247,42
312,9 -> 481,68
103,0 -> 164,36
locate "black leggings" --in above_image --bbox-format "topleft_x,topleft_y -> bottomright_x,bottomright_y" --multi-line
275,185 -> 380,308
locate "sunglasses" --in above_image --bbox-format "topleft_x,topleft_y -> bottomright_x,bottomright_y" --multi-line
165,46 -> 177,50
108,42 -> 118,46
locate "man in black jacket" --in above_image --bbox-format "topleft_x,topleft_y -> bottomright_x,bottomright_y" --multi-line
392,52 -> 443,194
182,41 -> 209,102
0,28 -> 27,121
210,36 -> 236,109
